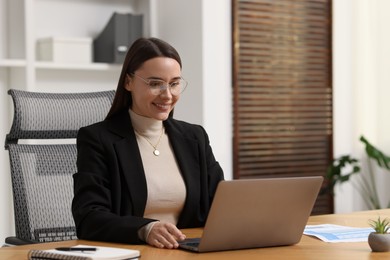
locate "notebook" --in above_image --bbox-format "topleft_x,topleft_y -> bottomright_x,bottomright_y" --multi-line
28,244 -> 140,260
179,176 -> 323,253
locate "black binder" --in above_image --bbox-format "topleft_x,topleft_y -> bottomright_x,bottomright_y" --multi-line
93,12 -> 143,64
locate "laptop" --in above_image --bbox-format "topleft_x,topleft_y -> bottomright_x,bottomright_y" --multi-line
179,176 -> 323,253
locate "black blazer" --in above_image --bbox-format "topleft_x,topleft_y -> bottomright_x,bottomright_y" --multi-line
72,109 -> 224,244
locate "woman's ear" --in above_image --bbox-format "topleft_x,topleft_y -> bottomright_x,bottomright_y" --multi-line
124,74 -> 133,91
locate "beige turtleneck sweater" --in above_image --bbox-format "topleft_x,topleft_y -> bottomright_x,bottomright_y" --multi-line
129,109 -> 186,241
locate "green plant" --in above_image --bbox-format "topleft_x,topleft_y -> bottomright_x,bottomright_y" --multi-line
369,217 -> 390,234
324,135 -> 390,209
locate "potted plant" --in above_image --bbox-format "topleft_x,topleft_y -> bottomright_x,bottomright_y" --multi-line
323,136 -> 390,209
368,217 -> 390,252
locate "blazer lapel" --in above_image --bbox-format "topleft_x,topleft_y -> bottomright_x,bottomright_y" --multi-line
164,119 -> 201,226
107,110 -> 148,217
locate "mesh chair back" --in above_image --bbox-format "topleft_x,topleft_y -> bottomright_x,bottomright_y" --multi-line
6,89 -> 115,144
5,89 -> 115,243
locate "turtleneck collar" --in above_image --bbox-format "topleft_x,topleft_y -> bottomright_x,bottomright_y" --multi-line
129,109 -> 163,137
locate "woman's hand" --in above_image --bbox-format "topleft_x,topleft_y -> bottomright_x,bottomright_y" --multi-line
146,222 -> 186,249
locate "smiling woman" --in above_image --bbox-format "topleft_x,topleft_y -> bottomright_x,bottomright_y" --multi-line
124,57 -> 182,121
71,37 -> 225,249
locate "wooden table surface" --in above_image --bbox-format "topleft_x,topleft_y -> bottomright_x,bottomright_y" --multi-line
1,209 -> 390,259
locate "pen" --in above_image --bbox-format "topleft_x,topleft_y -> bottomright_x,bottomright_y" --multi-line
55,247 -> 97,252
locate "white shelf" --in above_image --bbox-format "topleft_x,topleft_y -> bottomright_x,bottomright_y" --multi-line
0,60 -> 122,71
0,0 -> 151,89
0,59 -> 27,68
35,62 -> 122,71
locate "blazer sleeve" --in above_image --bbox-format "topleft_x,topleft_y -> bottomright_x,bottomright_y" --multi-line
197,124 -> 224,205
71,124 -> 155,244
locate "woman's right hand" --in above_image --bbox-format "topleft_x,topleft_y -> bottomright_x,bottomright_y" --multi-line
146,222 -> 186,249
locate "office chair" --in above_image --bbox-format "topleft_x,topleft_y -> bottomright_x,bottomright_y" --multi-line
4,89 -> 115,245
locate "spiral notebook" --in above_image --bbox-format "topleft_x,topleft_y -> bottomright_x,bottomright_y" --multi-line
28,244 -> 140,260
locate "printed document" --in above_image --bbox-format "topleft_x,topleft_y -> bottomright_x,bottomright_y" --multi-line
304,224 -> 374,243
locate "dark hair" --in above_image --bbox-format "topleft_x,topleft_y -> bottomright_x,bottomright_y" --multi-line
106,37 -> 182,119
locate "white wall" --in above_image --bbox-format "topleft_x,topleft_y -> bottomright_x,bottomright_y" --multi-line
153,0 -> 233,180
0,0 -> 14,244
376,0 -> 390,209
333,0 -> 390,213
0,81 -> 13,244
201,0 -> 232,180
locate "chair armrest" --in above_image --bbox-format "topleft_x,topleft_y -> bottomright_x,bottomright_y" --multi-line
3,236 -> 37,246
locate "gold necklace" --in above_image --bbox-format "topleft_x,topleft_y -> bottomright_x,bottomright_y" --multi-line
134,127 -> 164,156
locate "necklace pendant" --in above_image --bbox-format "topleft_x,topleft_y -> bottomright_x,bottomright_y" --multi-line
153,149 -> 160,156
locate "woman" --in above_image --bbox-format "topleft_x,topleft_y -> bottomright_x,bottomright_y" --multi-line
72,37 -> 224,249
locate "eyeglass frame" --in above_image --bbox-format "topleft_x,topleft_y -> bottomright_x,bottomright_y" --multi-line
129,73 -> 188,96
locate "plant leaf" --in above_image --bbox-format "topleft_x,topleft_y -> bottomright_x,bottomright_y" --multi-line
323,155 -> 360,196
360,136 -> 390,170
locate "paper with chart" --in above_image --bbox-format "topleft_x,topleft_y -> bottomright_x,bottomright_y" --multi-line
304,224 -> 374,243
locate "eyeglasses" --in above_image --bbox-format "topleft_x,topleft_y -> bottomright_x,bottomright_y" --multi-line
131,73 -> 188,96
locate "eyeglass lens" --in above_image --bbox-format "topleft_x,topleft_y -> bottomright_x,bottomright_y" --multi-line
148,79 -> 186,96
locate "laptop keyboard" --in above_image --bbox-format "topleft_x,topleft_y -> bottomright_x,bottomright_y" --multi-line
185,242 -> 200,247
179,238 -> 201,247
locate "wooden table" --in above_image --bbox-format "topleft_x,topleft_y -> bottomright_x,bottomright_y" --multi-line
1,209 -> 390,259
